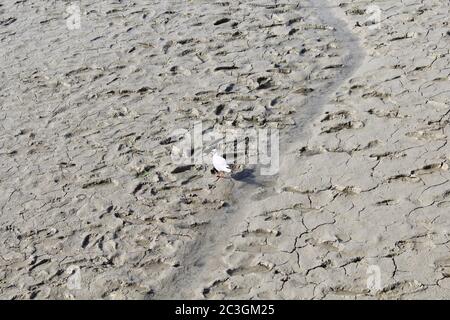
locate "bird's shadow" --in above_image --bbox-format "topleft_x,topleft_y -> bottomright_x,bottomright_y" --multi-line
231,168 -> 262,186
210,167 -> 269,188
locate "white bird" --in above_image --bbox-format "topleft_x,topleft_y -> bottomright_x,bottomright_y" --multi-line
212,149 -> 231,178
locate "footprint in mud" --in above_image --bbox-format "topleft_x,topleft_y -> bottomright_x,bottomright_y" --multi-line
321,120 -> 365,134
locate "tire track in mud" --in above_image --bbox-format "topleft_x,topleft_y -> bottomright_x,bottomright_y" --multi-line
153,0 -> 365,299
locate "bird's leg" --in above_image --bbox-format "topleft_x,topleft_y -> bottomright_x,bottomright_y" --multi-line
215,172 -> 224,181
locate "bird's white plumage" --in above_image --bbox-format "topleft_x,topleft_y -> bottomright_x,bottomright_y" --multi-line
212,150 -> 231,173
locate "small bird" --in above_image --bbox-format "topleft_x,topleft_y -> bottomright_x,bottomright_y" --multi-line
212,149 -> 231,179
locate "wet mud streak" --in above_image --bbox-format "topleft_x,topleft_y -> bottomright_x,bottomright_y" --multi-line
154,0 -> 365,299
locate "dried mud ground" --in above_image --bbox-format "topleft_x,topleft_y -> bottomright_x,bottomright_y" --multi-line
1,0 -> 450,299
